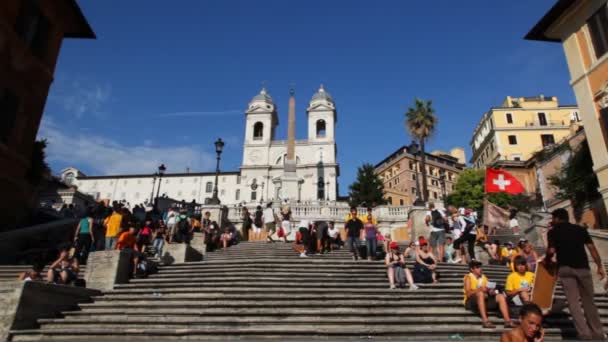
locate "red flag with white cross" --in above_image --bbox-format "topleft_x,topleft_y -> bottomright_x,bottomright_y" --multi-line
485,168 -> 525,194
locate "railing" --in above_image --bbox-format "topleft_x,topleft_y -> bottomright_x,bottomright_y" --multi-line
221,202 -> 410,224
524,120 -> 565,127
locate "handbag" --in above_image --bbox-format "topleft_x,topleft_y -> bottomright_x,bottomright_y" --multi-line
277,227 -> 285,238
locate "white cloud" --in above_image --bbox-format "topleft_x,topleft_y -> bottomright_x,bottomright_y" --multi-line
50,79 -> 111,119
38,117 -> 216,175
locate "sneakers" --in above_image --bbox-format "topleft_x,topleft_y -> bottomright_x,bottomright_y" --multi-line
299,252 -> 308,258
390,284 -> 396,290
409,284 -> 419,291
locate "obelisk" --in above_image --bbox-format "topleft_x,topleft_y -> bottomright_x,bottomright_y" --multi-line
281,88 -> 299,201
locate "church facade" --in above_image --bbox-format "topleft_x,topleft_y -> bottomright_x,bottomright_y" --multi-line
61,85 -> 339,206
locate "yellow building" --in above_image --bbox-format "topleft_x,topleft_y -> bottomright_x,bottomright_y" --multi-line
526,0 -> 608,222
470,95 -> 580,169
375,146 -> 465,206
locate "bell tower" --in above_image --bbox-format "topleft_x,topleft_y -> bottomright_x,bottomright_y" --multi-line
307,84 -> 336,142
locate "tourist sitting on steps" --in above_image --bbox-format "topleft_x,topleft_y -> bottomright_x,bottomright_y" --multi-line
501,242 -> 516,266
220,227 -> 233,250
488,240 -> 502,264
327,221 -> 342,251
385,241 -> 417,290
19,263 -> 44,281
511,241 -> 539,273
413,238 -> 439,284
403,241 -> 417,260
501,303 -> 544,342
464,260 -> 515,329
444,237 -> 456,263
505,256 -> 535,306
116,226 -> 141,277
296,220 -> 313,258
47,247 -> 79,285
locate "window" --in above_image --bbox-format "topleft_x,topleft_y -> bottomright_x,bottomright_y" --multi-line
601,108 -> 608,142
399,199 -> 404,206
14,0 -> 51,59
205,182 -> 213,193
588,5 -> 608,59
513,155 -> 522,161
316,119 -> 327,138
317,177 -> 325,200
506,113 -> 513,124
387,196 -> 393,205
411,174 -> 416,181
0,89 -> 19,145
571,111 -> 581,122
253,122 -> 264,140
236,176 -> 241,184
235,189 -> 240,201
409,161 -> 414,170
251,191 -> 257,201
538,112 -> 547,126
433,192 -> 438,199
508,135 -> 517,145
541,134 -> 555,147
411,187 -> 416,194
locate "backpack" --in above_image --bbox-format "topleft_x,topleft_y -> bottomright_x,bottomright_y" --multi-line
431,210 -> 446,229
254,210 -> 263,228
462,217 -> 475,234
177,216 -> 190,234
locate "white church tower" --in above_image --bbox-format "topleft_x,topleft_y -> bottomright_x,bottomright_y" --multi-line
307,84 -> 336,143
242,88 -> 277,166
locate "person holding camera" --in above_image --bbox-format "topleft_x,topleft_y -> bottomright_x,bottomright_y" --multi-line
463,260 -> 515,329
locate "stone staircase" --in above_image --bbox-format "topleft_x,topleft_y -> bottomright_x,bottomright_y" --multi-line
0,265 -> 86,282
8,241 -> 608,341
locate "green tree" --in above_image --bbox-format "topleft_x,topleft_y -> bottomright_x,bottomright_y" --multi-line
405,98 -> 438,202
348,163 -> 387,207
548,140 -> 600,219
446,168 -> 540,214
26,139 -> 51,186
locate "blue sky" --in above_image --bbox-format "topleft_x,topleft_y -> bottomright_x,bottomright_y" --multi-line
39,0 -> 575,195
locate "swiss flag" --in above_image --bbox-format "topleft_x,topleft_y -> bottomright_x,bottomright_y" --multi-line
485,168 -> 525,194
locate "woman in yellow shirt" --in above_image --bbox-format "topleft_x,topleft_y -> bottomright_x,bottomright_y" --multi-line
505,256 -> 535,305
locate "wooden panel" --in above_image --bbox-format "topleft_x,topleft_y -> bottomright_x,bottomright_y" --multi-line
531,261 -> 558,312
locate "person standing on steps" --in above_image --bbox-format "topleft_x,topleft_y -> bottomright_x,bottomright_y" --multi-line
263,202 -> 277,243
103,208 -> 123,250
280,206 -> 292,243
544,208 -> 606,340
73,209 -> 94,264
297,220 -> 312,258
425,202 -> 447,262
363,212 -> 378,261
252,206 -> 263,241
345,207 -> 364,261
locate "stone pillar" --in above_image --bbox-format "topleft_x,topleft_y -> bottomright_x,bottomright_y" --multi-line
161,243 -> 203,265
84,250 -> 132,291
408,206 -> 429,242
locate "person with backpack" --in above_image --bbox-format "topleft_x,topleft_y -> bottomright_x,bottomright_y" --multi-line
174,210 -> 192,244
253,206 -> 264,241
425,203 -> 448,262
452,207 -> 477,263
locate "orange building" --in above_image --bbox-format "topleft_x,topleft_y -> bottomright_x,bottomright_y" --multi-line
0,0 -> 95,227
526,0 -> 608,220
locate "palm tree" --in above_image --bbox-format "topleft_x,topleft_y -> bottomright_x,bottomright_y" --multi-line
405,98 -> 438,203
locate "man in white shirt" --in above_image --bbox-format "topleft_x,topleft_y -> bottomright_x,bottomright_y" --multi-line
262,202 -> 277,243
425,203 -> 447,262
327,221 -> 342,251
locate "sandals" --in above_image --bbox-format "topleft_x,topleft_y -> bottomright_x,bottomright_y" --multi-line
482,321 -> 496,329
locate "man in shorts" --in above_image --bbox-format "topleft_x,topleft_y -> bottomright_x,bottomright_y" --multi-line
425,203 -> 447,261
263,202 -> 277,243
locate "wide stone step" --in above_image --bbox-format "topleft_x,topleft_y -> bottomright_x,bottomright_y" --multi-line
8,324 -> 575,341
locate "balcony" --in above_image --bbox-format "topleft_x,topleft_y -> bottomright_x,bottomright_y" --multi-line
524,120 -> 566,127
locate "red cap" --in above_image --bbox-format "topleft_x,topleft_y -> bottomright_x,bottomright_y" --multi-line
389,241 -> 399,249
465,209 -> 472,215
418,237 -> 428,246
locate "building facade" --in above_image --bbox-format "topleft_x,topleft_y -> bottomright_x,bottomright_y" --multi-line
375,146 -> 466,206
470,95 -> 580,169
526,0 -> 608,222
1,0 -> 94,226
62,86 -> 340,206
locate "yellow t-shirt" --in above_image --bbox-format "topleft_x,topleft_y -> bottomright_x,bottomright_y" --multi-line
463,273 -> 487,304
104,213 -> 123,237
362,215 -> 378,225
505,271 -> 535,292
501,247 -> 515,258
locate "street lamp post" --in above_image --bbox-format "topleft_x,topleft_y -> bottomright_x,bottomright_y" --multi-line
440,172 -> 447,207
149,172 -> 158,204
409,141 -> 426,206
326,180 -> 330,201
155,164 -> 166,206
209,138 -> 224,205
